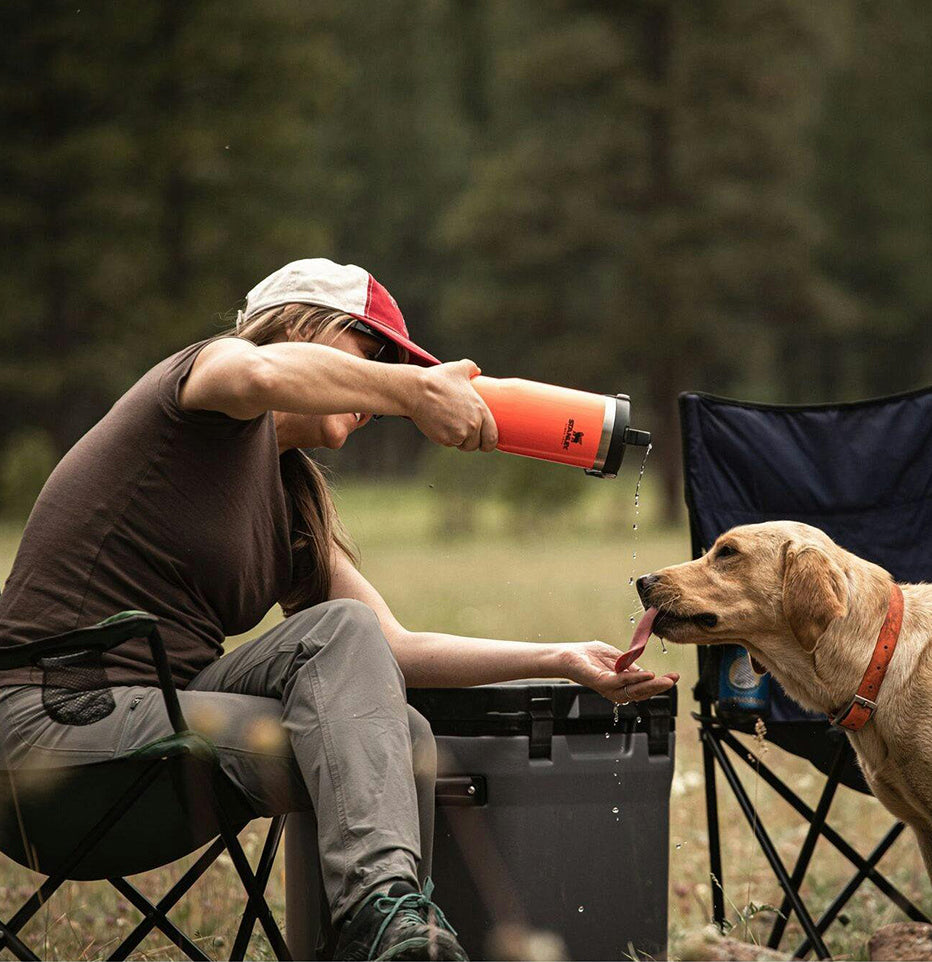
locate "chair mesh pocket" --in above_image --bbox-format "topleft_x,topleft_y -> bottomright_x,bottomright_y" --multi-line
39,649 -> 115,726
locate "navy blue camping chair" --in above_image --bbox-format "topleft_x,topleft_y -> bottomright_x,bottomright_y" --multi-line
679,388 -> 932,959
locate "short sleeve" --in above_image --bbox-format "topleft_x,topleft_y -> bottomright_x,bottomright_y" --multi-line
157,337 -> 265,437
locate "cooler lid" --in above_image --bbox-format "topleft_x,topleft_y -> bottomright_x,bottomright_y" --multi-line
406,681 -> 676,758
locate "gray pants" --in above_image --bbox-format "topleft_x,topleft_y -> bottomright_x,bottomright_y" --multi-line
0,599 -> 436,924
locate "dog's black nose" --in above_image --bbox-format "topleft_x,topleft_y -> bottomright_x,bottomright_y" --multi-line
636,574 -> 659,605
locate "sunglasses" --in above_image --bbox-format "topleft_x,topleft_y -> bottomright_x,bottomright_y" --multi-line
346,320 -> 402,365
345,319 -> 405,422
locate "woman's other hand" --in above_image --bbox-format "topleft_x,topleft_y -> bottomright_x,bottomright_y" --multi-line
559,641 -> 679,704
410,359 -> 499,452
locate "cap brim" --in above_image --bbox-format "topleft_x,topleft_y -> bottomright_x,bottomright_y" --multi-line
349,313 -> 441,367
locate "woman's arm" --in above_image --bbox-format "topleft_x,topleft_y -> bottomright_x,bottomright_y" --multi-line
182,337 -> 420,419
328,550 -> 679,702
179,337 -> 497,449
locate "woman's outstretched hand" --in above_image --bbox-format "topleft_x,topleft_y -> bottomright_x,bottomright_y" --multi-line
559,640 -> 679,704
410,359 -> 499,451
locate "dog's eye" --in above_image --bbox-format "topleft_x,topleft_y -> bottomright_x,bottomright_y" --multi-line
715,544 -> 739,560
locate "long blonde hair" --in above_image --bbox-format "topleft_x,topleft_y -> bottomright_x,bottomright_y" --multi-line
229,302 -> 360,617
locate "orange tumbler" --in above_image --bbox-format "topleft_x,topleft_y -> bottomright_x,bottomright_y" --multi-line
471,376 -> 650,478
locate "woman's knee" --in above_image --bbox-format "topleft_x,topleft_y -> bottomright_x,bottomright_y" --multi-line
287,598 -> 403,687
302,598 -> 385,640
291,598 -> 390,657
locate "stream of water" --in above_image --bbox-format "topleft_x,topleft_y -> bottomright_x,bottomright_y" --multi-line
614,443 -> 654,727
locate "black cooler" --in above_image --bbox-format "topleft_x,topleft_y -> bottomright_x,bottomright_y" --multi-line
285,681 -> 676,961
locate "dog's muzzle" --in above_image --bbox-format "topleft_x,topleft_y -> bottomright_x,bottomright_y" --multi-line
636,574 -> 660,606
637,574 -> 718,632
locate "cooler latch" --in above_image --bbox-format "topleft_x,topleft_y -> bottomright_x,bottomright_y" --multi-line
435,775 -> 487,806
529,690 -> 554,759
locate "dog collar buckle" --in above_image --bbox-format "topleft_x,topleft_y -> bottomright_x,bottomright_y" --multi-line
830,694 -> 877,730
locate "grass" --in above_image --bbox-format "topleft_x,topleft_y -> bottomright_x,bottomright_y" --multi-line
1,471 -> 929,960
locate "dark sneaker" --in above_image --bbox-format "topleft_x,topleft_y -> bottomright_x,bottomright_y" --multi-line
333,878 -> 469,961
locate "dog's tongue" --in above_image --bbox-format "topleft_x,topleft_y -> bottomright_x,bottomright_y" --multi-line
614,607 -> 658,672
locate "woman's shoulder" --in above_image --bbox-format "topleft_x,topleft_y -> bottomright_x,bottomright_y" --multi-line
154,335 -> 235,393
152,336 -> 267,437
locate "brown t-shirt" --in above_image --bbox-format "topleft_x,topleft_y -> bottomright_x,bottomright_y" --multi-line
0,339 -> 294,688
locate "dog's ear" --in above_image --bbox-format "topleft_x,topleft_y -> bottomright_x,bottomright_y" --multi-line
782,543 -> 849,652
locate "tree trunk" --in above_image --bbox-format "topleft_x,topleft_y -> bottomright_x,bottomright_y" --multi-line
643,1 -> 682,527
157,0 -> 188,305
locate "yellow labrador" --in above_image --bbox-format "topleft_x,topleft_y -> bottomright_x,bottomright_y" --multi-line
636,520 -> 932,881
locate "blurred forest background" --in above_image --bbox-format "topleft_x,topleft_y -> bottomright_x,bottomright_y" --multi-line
2,0 -> 931,524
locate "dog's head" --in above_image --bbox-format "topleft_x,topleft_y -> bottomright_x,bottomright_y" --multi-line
638,521 -> 850,656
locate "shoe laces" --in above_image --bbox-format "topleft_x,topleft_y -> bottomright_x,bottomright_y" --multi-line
369,878 -> 457,956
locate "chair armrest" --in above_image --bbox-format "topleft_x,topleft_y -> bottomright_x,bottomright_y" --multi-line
0,611 -> 159,669
0,610 -> 189,735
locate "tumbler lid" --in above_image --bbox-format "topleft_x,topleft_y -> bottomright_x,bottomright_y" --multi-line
586,395 -> 651,478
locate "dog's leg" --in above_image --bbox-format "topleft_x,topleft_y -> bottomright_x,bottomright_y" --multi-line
912,825 -> 932,888
863,768 -> 924,825
863,767 -> 932,886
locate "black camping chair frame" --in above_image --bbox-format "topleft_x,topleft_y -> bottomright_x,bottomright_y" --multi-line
0,612 -> 291,961
680,391 -> 931,959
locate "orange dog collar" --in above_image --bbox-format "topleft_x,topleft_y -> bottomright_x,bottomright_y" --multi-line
829,582 -> 904,732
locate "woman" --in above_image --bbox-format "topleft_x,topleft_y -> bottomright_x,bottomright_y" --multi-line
0,259 -> 678,960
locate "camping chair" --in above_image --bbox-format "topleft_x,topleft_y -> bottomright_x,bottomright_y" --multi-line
0,610 -> 291,961
679,387 -> 932,959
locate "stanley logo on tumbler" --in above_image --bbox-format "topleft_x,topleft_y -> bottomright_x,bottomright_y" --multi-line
561,419 -> 585,450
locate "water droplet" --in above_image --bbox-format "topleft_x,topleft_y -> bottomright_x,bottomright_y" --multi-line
627,576 -> 634,586
612,704 -> 620,725
660,638 -> 668,654
578,906 -> 584,913
612,806 -> 619,814
636,716 -> 641,725
604,732 -> 610,739
675,842 -> 682,850
629,615 -> 635,624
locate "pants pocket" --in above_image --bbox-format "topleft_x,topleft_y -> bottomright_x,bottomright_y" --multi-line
38,649 -> 116,726
0,685 -> 138,767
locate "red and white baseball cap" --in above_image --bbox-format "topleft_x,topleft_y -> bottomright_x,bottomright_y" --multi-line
242,258 -> 440,366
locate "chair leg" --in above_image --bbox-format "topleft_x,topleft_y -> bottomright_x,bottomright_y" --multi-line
108,877 -> 210,962
699,711 -> 727,928
0,920 -> 39,962
106,836 -> 228,960
0,763 -> 164,954
793,823 -> 907,959
0,875 -> 67,955
719,725 -> 929,924
706,730 -> 833,959
230,815 -> 286,961
767,740 -> 847,949
106,836 -> 227,961
214,801 -> 292,961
